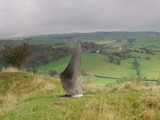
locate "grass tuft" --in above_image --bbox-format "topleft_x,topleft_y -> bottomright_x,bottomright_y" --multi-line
1,67 -> 19,72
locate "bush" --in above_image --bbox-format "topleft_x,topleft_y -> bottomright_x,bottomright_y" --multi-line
108,55 -> 114,63
136,69 -> 141,76
49,69 -> 57,76
145,56 -> 151,61
157,79 -> 160,86
132,58 -> 140,69
81,69 -> 88,75
0,42 -> 30,67
132,76 -> 144,86
115,59 -> 121,65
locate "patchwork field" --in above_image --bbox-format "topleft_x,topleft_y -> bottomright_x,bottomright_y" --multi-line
135,38 -> 160,48
1,32 -> 160,86
37,51 -> 160,85
0,32 -> 160,120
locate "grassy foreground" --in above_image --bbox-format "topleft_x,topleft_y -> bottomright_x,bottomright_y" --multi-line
0,70 -> 160,120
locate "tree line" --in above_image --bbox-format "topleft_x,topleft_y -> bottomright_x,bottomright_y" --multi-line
0,41 -> 101,72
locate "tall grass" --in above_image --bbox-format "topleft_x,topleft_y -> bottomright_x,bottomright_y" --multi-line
0,71 -> 62,110
0,71 -> 160,120
1,66 -> 19,72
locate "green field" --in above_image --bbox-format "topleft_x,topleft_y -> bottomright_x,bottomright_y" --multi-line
1,32 -> 160,86
37,51 -> 160,81
83,76 -> 116,86
38,53 -> 106,73
33,35 -> 160,85
1,32 -> 160,119
135,38 -> 160,47
38,53 -> 116,85
36,36 -> 160,83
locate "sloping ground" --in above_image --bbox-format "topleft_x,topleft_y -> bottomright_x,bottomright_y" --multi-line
135,38 -> 160,47
0,72 -> 61,95
37,53 -> 106,73
0,71 -> 63,107
38,52 -> 160,79
0,72 -> 160,120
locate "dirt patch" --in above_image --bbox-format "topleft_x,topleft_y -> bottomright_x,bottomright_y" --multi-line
157,57 -> 160,60
109,67 -> 116,70
89,61 -> 106,71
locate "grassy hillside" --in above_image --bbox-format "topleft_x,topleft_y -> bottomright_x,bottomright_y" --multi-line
27,32 -> 160,41
1,31 -> 160,44
135,38 -> 160,48
38,53 -> 106,73
0,69 -> 62,107
37,52 -> 160,81
0,71 -> 160,120
0,72 -> 61,96
1,32 -> 160,86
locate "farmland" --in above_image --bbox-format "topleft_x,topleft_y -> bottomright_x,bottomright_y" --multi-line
1,32 -> 160,85
0,32 -> 160,120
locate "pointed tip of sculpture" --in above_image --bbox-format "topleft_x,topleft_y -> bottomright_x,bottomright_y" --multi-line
77,40 -> 80,43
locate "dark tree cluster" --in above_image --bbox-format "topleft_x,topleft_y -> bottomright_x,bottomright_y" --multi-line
145,56 -> 151,61
140,48 -> 155,55
112,51 -> 132,59
132,58 -> 140,69
127,38 -> 135,45
25,45 -> 73,68
132,58 -> 141,76
108,55 -> 121,65
81,42 -> 100,52
100,49 -> 132,60
0,41 -> 102,71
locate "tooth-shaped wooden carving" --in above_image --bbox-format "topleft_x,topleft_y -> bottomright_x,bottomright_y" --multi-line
60,40 -> 83,97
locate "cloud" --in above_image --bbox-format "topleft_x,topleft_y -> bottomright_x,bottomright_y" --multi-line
0,0 -> 160,38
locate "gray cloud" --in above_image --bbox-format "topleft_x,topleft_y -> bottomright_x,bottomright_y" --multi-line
0,0 -> 160,38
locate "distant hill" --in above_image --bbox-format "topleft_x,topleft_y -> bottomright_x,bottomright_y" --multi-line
1,31 -> 160,41
23,31 -> 160,42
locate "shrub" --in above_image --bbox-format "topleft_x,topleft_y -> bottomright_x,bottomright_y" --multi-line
81,69 -> 88,75
145,56 -> 151,61
1,42 -> 30,67
108,55 -> 114,63
136,69 -> 141,76
157,78 -> 160,86
49,69 -> 57,76
132,58 -> 140,69
115,59 -> 121,65
132,76 -> 144,86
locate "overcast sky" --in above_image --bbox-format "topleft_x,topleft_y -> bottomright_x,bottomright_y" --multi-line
0,0 -> 160,38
